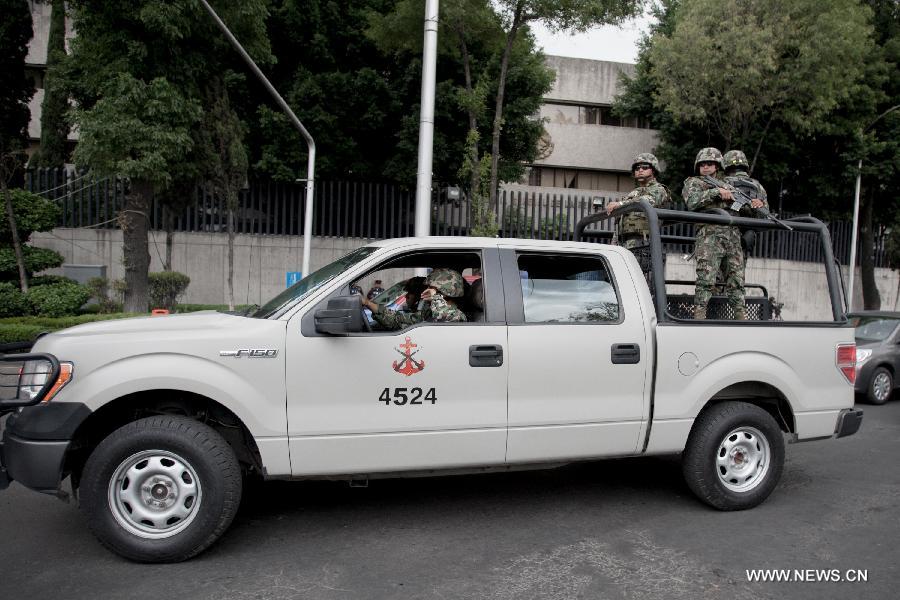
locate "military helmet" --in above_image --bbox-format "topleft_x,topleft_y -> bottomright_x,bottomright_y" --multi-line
631,152 -> 660,176
425,268 -> 464,298
694,147 -> 723,172
723,149 -> 749,171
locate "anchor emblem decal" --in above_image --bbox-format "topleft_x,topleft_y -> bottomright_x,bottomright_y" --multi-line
393,336 -> 425,376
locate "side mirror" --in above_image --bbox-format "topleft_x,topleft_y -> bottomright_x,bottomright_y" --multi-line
314,295 -> 365,335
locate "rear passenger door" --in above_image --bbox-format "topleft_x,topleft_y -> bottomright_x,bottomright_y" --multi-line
500,247 -> 652,463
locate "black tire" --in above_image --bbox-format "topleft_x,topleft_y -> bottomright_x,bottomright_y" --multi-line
682,401 -> 785,511
80,416 -> 242,563
866,367 -> 892,405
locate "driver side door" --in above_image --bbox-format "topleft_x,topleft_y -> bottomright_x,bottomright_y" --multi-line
284,247 -> 508,476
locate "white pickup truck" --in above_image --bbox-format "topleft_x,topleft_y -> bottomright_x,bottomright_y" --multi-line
0,207 -> 863,562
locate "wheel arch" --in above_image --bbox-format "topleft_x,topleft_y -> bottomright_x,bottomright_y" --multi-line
702,381 -> 795,433
64,390 -> 263,492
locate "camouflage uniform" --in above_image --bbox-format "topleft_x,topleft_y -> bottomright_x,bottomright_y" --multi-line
723,150 -> 768,285
723,150 -> 768,212
617,153 -> 672,277
683,147 -> 745,319
372,268 -> 467,329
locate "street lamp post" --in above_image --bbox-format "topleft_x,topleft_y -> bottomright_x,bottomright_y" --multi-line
846,104 -> 899,313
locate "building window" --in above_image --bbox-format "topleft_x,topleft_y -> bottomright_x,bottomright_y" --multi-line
579,106 -> 600,125
544,102 -> 651,129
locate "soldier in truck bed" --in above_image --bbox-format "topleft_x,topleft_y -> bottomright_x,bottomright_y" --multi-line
683,147 -> 745,320
605,152 -> 672,277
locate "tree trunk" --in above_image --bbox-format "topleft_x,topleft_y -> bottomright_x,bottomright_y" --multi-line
122,179 -> 152,313
227,205 -> 235,311
488,6 -> 523,209
1,178 -> 28,293
457,28 -> 480,198
164,206 -> 174,271
860,188 -> 881,309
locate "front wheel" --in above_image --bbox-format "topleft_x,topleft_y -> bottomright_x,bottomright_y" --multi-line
682,401 -> 785,510
80,416 -> 242,562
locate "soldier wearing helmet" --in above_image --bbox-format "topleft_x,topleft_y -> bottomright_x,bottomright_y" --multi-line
605,152 -> 672,276
362,268 -> 467,329
723,150 -> 768,213
723,149 -> 769,281
682,147 -> 745,320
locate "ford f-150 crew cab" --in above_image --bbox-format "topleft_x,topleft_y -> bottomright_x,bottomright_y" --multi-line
0,205 -> 863,562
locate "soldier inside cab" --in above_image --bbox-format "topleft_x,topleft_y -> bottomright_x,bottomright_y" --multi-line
361,268 -> 468,330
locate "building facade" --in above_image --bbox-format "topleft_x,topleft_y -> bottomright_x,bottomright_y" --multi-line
520,55 -> 661,197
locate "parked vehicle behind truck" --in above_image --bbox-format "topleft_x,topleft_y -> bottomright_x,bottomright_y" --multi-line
0,205 -> 863,562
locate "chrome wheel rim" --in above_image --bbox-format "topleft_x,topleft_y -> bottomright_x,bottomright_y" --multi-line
107,450 -> 202,539
873,372 -> 891,402
715,426 -> 770,493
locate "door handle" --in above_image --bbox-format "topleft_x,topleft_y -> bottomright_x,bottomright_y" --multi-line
611,343 -> 640,364
469,345 -> 503,367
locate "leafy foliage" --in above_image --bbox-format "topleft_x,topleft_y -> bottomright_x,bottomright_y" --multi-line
0,246 -> 64,279
31,0 -> 70,167
648,0 -> 873,156
27,280 -> 91,317
0,189 -> 61,242
0,0 -> 33,162
0,281 -> 31,317
148,270 -> 190,310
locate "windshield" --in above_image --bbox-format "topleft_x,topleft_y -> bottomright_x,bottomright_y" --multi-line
250,246 -> 379,319
852,316 -> 900,342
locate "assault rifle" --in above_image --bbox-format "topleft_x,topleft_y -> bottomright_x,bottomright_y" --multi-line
701,175 -> 793,231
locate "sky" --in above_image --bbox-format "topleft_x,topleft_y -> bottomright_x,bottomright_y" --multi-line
529,14 -> 654,64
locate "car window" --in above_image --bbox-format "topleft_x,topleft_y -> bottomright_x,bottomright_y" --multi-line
359,251 -> 484,331
854,317 -> 900,342
517,254 -> 619,323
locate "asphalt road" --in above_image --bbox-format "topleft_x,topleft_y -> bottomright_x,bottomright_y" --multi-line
1,402 -> 897,600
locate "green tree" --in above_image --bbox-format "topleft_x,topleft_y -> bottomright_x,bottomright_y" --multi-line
197,75 -> 249,311
64,0 -> 270,312
0,0 -> 35,293
648,0 -> 873,171
71,74 -> 201,312
32,0 -> 70,167
617,0 -> 899,309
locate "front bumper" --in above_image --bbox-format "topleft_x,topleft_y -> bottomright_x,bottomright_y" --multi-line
0,402 -> 90,494
835,408 -> 864,438
0,430 -> 69,493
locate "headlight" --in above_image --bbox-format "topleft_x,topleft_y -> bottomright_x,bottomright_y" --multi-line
18,360 -> 73,402
855,348 -> 873,368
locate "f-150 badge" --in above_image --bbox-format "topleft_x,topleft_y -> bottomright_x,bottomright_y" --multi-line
220,349 -> 278,358
393,337 -> 425,376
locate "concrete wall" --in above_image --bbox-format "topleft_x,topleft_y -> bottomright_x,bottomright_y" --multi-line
537,122 -> 660,173
32,229 -> 375,306
543,56 -> 635,105
31,228 -> 899,316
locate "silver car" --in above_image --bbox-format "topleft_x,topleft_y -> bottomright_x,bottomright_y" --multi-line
851,311 -> 900,404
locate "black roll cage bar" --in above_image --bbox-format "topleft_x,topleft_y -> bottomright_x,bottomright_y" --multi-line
575,200 -> 846,323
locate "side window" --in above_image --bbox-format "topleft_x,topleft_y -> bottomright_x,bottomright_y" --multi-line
517,254 -> 619,323
353,251 -> 485,331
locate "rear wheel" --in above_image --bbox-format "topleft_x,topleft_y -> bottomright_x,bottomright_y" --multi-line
682,401 -> 785,510
866,367 -> 892,405
80,416 -> 242,562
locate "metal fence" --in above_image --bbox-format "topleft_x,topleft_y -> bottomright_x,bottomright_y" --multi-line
24,167 -> 890,268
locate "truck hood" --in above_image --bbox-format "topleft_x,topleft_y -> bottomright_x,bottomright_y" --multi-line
32,311 -> 287,364
46,311 -> 235,338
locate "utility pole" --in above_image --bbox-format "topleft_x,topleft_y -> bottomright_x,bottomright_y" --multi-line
414,0 -> 439,237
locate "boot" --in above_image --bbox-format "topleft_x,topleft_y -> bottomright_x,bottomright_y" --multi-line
733,306 -> 747,320
694,305 -> 706,320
